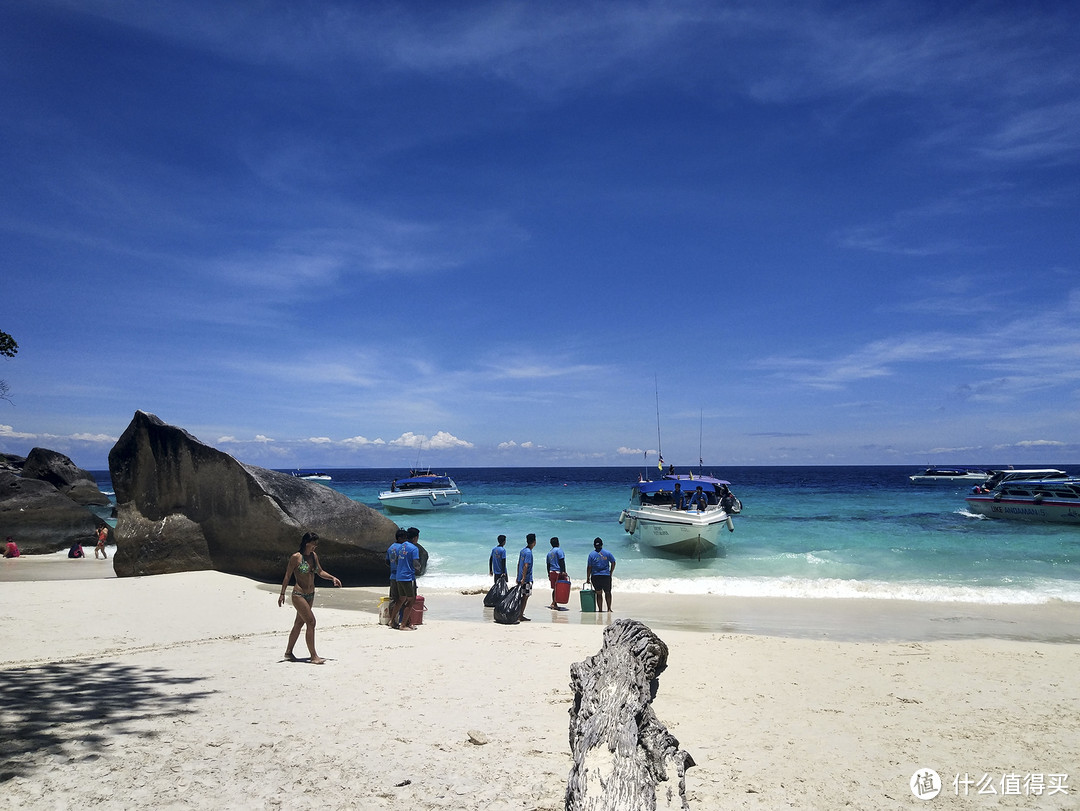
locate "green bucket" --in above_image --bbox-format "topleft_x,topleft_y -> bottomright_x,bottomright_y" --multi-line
579,584 -> 596,612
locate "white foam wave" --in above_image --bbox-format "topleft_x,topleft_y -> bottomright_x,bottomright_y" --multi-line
417,572 -> 1080,605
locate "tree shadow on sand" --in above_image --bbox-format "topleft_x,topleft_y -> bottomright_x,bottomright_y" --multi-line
0,660 -> 215,782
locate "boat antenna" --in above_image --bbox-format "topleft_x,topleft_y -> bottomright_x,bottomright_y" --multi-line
654,377 -> 664,472
698,409 -> 704,474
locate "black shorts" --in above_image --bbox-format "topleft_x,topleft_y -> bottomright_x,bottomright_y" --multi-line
389,580 -> 399,601
592,575 -> 612,594
398,579 -> 417,599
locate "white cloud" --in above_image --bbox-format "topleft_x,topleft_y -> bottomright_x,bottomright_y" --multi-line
389,431 -> 473,450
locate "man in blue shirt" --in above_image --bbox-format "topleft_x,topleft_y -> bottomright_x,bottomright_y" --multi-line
586,537 -> 616,612
516,533 -> 536,622
489,534 -> 508,583
546,536 -> 566,610
386,527 -> 406,626
391,527 -> 421,630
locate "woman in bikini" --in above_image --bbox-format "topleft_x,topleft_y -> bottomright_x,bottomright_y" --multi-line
278,532 -> 341,664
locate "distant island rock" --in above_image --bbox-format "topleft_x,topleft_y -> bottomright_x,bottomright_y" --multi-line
108,410 -> 413,584
0,450 -> 109,554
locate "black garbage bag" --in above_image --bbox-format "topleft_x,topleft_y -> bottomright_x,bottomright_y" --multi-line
484,577 -> 508,608
494,584 -> 523,624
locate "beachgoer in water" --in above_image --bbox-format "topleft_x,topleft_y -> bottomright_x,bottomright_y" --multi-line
390,527 -> 421,630
516,533 -> 536,621
586,537 -> 616,612
4,537 -> 19,558
489,534 -> 507,583
94,525 -> 108,559
278,531 -> 341,663
546,536 -> 566,610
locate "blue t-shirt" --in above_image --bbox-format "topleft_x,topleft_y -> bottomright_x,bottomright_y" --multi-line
517,547 -> 534,583
490,545 -> 507,576
587,549 -> 614,576
546,547 -> 565,572
396,541 -> 419,582
387,542 -> 401,580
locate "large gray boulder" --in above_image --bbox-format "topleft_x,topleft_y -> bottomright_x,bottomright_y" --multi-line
0,471 -> 101,554
22,447 -> 111,507
108,410 -> 410,584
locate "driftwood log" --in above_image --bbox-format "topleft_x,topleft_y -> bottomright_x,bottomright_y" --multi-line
567,619 -> 695,811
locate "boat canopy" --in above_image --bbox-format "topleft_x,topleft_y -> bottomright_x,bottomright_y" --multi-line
637,477 -> 728,495
394,475 -> 455,488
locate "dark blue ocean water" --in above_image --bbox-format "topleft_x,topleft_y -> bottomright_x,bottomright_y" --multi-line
96,466 -> 1080,604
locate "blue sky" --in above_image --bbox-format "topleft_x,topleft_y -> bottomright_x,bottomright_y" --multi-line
2,0 -> 1079,471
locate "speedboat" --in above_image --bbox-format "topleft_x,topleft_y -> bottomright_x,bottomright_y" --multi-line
378,472 -> 462,513
909,467 -> 991,484
618,473 -> 741,558
965,477 -> 1080,524
292,470 -> 332,481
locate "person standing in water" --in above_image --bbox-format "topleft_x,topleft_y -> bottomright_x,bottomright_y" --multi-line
279,532 -> 341,663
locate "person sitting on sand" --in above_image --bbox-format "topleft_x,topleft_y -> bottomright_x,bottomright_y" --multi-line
68,540 -> 85,559
389,527 -> 421,630
94,525 -> 108,559
4,536 -> 19,558
278,531 -> 341,663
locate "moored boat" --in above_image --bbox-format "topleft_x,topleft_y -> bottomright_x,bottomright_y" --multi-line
378,472 -> 462,513
981,468 -> 1068,490
965,477 -> 1080,524
909,467 -> 991,484
619,473 -> 741,558
292,470 -> 332,480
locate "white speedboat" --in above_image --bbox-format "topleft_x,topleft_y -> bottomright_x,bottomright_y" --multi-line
965,477 -> 1080,524
292,470 -> 332,480
378,472 -> 462,513
909,467 -> 991,484
619,474 -> 740,558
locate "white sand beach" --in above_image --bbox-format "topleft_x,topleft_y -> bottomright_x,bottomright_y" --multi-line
1,558 -> 1077,810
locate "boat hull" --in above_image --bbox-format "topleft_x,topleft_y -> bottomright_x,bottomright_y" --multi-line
621,506 -> 733,557
378,489 -> 462,513
965,495 -> 1080,524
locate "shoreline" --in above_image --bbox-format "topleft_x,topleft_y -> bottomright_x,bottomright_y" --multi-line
1,570 -> 1077,809
5,553 -> 1079,643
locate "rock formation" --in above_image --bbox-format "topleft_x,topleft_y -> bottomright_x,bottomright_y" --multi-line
22,447 -> 111,507
108,410 -> 410,583
0,451 -> 109,554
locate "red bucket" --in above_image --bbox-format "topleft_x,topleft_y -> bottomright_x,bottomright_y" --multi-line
554,578 -> 571,605
410,595 -> 426,626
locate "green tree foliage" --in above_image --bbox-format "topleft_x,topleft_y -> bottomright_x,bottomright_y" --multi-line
1,328 -> 17,403
0,329 -> 16,358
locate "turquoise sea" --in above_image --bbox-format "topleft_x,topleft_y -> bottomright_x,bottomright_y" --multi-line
95,465 -> 1080,604
301,465 -> 1080,605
